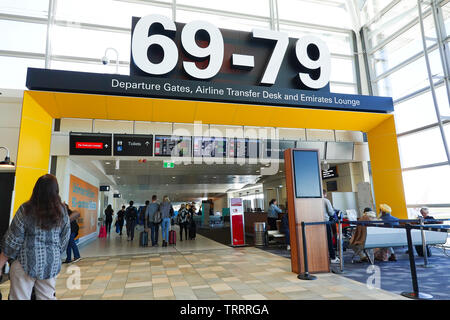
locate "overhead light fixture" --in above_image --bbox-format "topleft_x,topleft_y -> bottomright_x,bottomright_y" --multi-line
0,147 -> 15,168
105,162 -> 111,165
102,47 -> 120,74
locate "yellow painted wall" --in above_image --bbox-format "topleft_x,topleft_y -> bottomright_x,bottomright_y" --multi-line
12,92 -> 53,214
367,115 -> 407,219
13,90 -> 407,221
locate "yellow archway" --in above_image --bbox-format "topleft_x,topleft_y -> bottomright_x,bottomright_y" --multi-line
13,90 -> 406,218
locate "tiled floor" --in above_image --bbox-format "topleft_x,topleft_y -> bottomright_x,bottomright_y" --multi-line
0,237 -> 407,300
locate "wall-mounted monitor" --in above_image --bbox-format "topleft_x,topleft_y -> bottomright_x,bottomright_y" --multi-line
193,137 -> 226,157
326,142 -> 354,160
296,141 -> 326,160
292,149 -> 322,198
326,180 -> 338,192
154,135 -> 191,157
322,166 -> 338,179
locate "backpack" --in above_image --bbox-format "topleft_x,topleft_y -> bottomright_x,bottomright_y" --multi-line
153,204 -> 162,224
139,206 -> 147,225
126,206 -> 137,221
70,220 -> 79,237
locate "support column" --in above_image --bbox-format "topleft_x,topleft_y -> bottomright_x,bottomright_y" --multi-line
367,115 -> 407,219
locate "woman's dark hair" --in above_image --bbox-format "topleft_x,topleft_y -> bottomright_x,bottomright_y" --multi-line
24,174 -> 63,230
106,204 -> 113,211
269,199 -> 277,206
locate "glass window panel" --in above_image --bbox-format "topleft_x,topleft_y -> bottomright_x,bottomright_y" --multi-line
0,0 -> 48,18
278,0 -> 350,29
0,20 -> 47,54
50,60 -> 129,75
441,1 -> 450,37
55,0 -> 172,29
51,26 -> 131,61
279,24 -> 352,55
329,83 -> 357,94
370,16 -> 436,77
176,10 -> 270,31
361,0 -> 393,25
366,1 -> 424,48
393,86 -> 445,133
0,56 -> 44,89
177,0 -> 270,17
375,49 -> 443,100
398,127 -> 447,168
403,165 -> 450,205
330,57 -> 355,83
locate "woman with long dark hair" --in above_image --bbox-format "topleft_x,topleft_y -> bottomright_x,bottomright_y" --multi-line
0,174 -> 70,300
104,204 -> 114,234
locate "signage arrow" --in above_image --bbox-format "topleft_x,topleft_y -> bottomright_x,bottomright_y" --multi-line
145,141 -> 150,147
105,144 -> 109,149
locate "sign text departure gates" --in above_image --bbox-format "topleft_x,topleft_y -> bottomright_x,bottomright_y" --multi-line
25,14 -> 393,113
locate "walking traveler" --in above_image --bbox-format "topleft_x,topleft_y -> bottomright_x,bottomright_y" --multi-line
63,203 -> 81,264
0,174 -> 70,300
323,190 -> 340,264
177,204 -> 189,241
145,195 -> 161,246
104,204 -> 114,234
125,201 -> 138,241
160,196 -> 174,247
117,205 -> 126,236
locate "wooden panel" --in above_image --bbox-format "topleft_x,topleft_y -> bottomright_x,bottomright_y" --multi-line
285,148 -> 330,274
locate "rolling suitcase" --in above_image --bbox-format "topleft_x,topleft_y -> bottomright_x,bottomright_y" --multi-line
139,231 -> 149,247
169,230 -> 176,245
189,219 -> 196,240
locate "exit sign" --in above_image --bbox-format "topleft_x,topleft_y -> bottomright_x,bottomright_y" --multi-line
163,161 -> 174,168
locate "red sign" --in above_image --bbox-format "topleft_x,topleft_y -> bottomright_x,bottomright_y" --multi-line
230,197 -> 245,246
231,215 -> 245,246
76,142 -> 103,149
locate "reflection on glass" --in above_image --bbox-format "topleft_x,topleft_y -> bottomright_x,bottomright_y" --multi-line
398,127 -> 448,168
403,165 -> 450,204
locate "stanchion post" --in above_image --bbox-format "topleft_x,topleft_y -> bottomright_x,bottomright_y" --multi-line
418,216 -> 433,268
339,217 -> 344,273
298,221 -> 317,280
401,224 -> 433,299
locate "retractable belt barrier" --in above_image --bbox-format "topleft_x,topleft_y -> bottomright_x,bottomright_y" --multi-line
298,218 -> 450,300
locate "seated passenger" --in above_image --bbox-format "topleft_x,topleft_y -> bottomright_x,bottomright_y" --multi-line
378,203 -> 398,261
349,207 -> 377,262
414,207 -> 442,257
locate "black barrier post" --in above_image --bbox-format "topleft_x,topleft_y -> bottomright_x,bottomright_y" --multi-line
298,222 -> 317,281
401,224 -> 433,300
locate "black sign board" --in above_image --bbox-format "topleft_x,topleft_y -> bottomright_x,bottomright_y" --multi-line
154,135 -> 191,157
113,193 -> 121,198
69,132 -> 112,156
261,139 -> 297,159
322,166 -> 338,179
100,185 -> 110,192
113,134 -> 153,156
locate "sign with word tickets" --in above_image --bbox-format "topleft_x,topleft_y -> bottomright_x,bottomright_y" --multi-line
69,175 -> 98,239
230,198 -> 246,247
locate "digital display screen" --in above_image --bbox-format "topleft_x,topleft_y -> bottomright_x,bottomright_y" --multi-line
193,137 -> 226,157
293,150 -> 322,198
154,135 -> 191,157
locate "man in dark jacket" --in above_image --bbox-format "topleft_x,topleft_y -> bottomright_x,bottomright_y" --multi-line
63,203 -> 81,264
125,201 -> 138,241
117,205 -> 126,235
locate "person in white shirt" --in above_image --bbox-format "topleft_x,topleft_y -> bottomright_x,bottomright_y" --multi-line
323,189 -> 339,264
